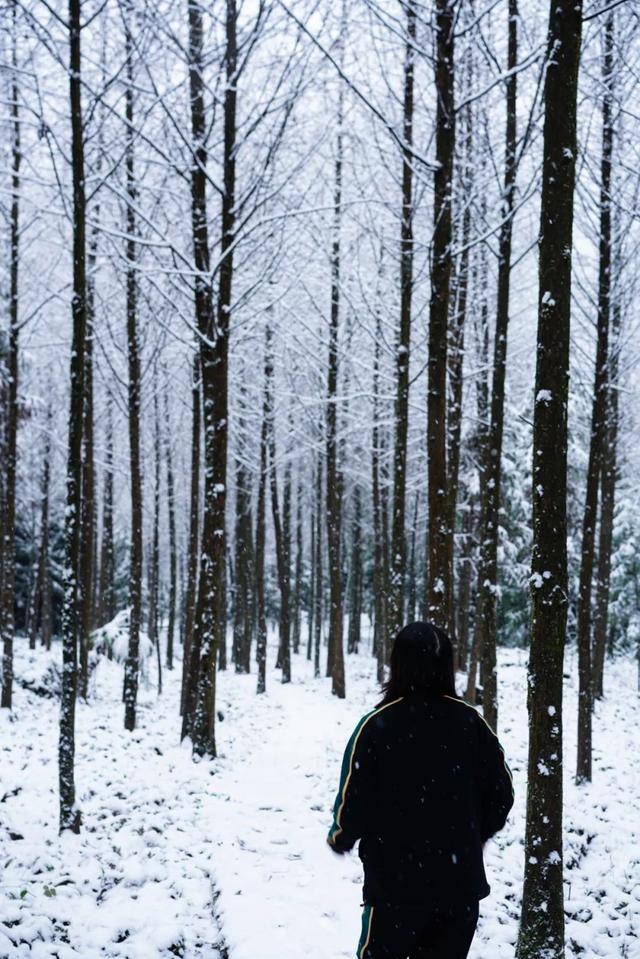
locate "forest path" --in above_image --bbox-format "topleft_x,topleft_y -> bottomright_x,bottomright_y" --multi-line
1,637 -> 639,959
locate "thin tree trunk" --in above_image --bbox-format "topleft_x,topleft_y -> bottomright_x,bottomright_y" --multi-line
427,0 -> 455,630
576,10 -> 613,783
475,0 -> 518,733
59,0 -> 85,832
466,257 -> 490,704
313,454 -> 323,680
347,483 -> 363,654
255,333 -> 269,695
97,396 -> 115,627
181,351 -> 200,722
406,490 -> 420,624
445,59 -> 472,666
1,18 -> 20,710
325,63 -> 345,699
148,380 -> 161,660
593,299 -> 620,701
292,475 -> 303,655
78,230 -> 97,700
389,0 -> 416,648
371,293 -> 386,683
517,2 -> 583,955
307,484 -> 315,662
31,421 -> 53,651
456,501 -> 475,673
123,14 -> 143,733
164,386 -> 177,671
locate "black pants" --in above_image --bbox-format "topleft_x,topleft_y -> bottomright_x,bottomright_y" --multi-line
357,900 -> 479,959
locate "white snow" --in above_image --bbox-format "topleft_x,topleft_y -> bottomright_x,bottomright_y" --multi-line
1,635 -> 639,959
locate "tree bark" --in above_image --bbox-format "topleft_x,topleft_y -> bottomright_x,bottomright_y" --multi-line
123,13 -> 144,733
389,0 -> 416,647
576,10 -> 613,783
476,0 -> 519,733
97,394 -> 115,627
325,62 -> 345,699
1,13 -> 20,710
255,333 -> 269,694
164,385 -> 178,672
313,453 -> 323,680
59,0 -> 86,832
347,483 -> 363,654
593,296 -> 620,701
427,0 -> 455,630
181,351 -> 200,723
517,2 -> 583,956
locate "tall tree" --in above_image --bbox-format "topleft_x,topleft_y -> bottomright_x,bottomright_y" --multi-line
371,288 -> 387,682
181,350 -> 200,721
164,384 -> 178,671
30,417 -> 53,651
517,1 -> 583,956
388,0 -> 416,647
1,6 -> 21,710
427,0 -> 455,632
122,5 -> 144,733
593,296 -> 620,700
475,0 -> 519,732
232,382 -> 254,674
576,9 -> 614,782
59,0 -> 87,832
325,44 -> 346,699
255,331 -> 269,695
97,394 -> 115,627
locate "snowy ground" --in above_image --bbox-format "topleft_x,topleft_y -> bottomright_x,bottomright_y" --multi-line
1,631 -> 639,959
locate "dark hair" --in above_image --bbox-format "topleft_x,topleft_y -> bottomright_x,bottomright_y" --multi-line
379,621 -> 457,705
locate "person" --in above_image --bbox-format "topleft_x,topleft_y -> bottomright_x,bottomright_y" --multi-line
327,621 -> 514,959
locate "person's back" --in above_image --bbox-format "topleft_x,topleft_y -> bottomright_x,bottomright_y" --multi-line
327,622 -> 513,959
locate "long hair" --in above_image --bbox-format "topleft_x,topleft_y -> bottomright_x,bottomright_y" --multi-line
379,621 -> 457,705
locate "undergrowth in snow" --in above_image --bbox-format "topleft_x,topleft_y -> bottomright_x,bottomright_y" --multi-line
1,633 -> 638,959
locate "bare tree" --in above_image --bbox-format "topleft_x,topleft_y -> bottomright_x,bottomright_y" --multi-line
427,0 -> 455,632
517,1 -> 583,955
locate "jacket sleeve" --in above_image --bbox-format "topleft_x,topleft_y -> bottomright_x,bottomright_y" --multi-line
477,715 -> 514,843
327,715 -> 376,852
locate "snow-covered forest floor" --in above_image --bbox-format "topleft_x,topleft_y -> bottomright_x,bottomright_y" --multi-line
1,634 -> 639,959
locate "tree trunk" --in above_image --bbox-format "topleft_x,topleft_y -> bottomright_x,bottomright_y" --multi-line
576,10 -> 613,783
255,333 -> 269,694
147,378 -> 161,666
292,475 -> 303,655
427,0 -> 455,630
59,0 -> 86,833
517,2 -> 582,956
347,483 -> 363,654
78,227 -> 97,700
164,385 -> 178,671
455,501 -> 475,673
371,294 -> 387,683
1,16 -> 20,711
30,420 -> 53,651
188,0 -> 235,758
389,0 -> 416,648
325,63 -> 345,699
593,297 -> 620,701
475,0 -> 518,733
123,14 -> 144,733
406,491 -> 420,624
97,394 -> 115,627
181,351 -> 200,722
313,453 -> 323,680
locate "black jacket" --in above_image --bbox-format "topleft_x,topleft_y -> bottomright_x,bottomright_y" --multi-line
327,691 -> 514,906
